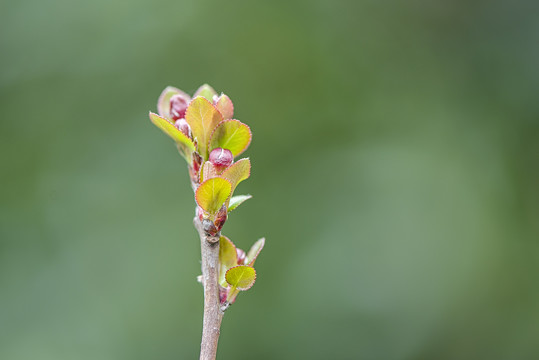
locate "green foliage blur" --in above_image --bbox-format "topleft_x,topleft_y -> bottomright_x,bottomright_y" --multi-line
1,0 -> 538,359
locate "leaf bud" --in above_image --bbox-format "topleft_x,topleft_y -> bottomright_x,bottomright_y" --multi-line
214,204 -> 228,231
174,118 -> 192,139
169,94 -> 189,120
209,148 -> 233,170
219,286 -> 228,305
192,152 -> 203,173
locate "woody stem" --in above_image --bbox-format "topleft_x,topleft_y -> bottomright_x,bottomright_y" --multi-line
194,217 -> 224,360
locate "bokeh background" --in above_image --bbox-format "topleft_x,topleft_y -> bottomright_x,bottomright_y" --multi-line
1,0 -> 538,359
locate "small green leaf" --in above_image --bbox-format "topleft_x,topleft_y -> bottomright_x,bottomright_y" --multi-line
194,84 -> 217,102
185,97 -> 224,160
221,158 -> 251,193
215,94 -> 234,119
219,236 -> 237,286
228,194 -> 252,212
209,120 -> 252,157
195,178 -> 232,215
246,238 -> 265,266
149,112 -> 196,153
225,265 -> 256,291
157,86 -> 190,118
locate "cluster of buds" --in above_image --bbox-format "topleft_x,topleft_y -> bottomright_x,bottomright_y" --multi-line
150,84 -> 263,306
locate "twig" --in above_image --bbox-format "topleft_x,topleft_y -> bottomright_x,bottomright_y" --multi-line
194,218 -> 224,360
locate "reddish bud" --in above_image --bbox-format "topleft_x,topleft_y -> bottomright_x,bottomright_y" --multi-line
189,152 -> 203,186
169,94 -> 189,120
219,287 -> 228,305
214,204 -> 228,231
236,248 -> 246,265
209,148 -> 233,170
192,152 -> 202,173
174,118 -> 191,138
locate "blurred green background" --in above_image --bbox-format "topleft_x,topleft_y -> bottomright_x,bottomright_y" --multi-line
1,0 -> 538,359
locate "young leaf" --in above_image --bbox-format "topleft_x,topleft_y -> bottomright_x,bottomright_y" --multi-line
157,86 -> 190,118
228,194 -> 252,212
195,177 -> 232,215
221,158 -> 251,193
200,161 -> 219,182
194,84 -> 217,102
149,112 -> 196,153
225,265 -> 256,291
215,94 -> 234,120
246,238 -> 265,266
185,97 -> 224,160
219,236 -> 237,286
209,120 -> 252,157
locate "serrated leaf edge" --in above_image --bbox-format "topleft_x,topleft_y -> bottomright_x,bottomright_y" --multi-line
193,84 -> 218,101
184,96 -> 224,159
195,177 -> 233,214
208,119 -> 252,157
247,238 -> 265,266
221,158 -> 251,190
215,93 -> 234,119
220,235 -> 238,264
228,194 -> 253,212
225,265 -> 257,291
149,112 -> 196,152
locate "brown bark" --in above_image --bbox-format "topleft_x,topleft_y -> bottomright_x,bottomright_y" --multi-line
194,218 -> 224,360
